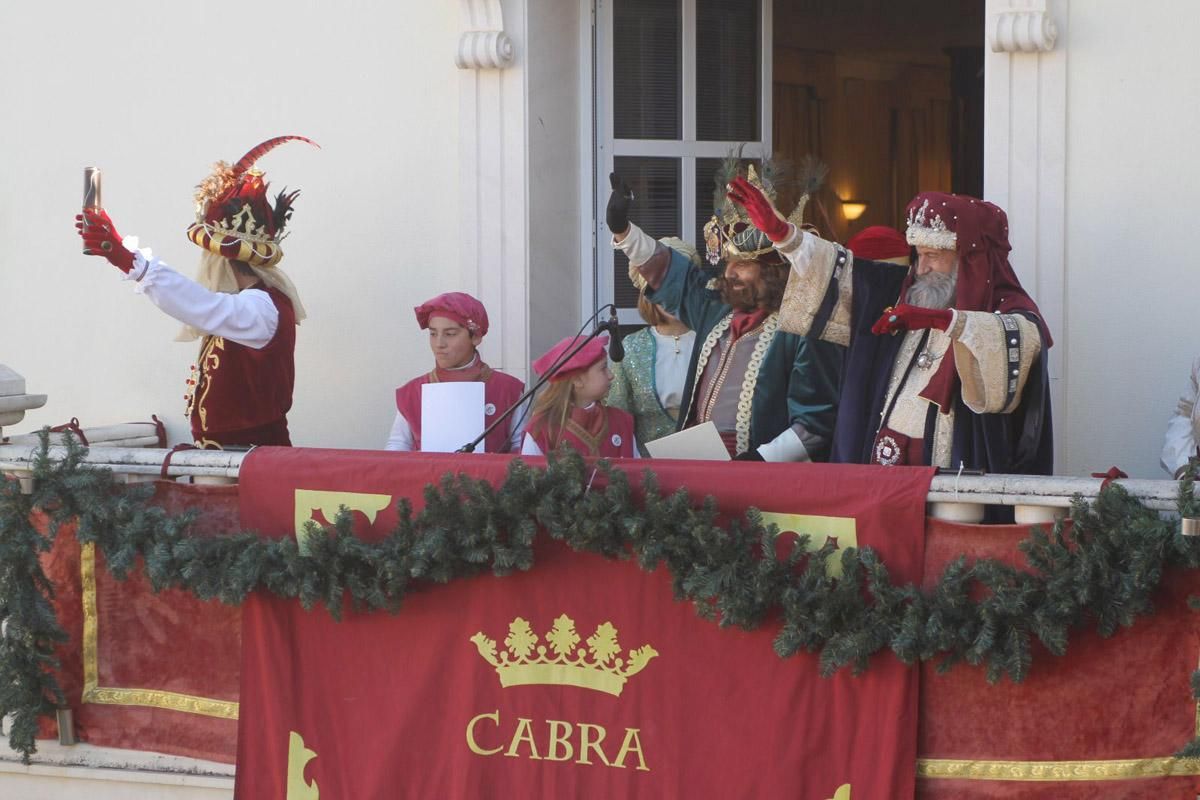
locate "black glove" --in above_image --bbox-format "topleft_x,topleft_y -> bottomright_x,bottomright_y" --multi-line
606,172 -> 634,236
734,449 -> 764,462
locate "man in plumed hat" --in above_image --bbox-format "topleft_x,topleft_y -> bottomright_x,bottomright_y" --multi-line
726,178 -> 1053,476
608,162 -> 842,462
76,136 -> 317,448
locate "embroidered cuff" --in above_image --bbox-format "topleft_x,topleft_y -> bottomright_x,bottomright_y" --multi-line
777,233 -> 851,345
953,311 -> 1042,414
612,222 -> 658,267
946,309 -> 965,339
773,223 -> 802,254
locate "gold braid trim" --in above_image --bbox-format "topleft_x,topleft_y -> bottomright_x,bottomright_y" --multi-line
686,313 -> 734,428
917,756 -> 1200,782
734,314 -> 778,455
80,542 -> 240,720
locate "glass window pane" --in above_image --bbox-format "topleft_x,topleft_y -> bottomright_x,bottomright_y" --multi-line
613,0 -> 682,140
613,156 -> 681,308
695,0 -> 760,142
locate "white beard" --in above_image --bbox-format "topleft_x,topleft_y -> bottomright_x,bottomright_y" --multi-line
905,270 -> 957,310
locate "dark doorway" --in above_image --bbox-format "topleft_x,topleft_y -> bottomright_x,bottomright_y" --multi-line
772,0 -> 985,242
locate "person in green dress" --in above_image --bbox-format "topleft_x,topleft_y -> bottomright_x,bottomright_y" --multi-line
606,288 -> 696,456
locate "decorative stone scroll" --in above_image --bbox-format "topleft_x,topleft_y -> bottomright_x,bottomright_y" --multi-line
455,0 -> 515,69
988,7 -> 1058,53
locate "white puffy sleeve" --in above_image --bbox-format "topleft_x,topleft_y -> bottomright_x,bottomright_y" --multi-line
384,412 -> 415,452
520,433 -> 544,457
125,239 -> 279,349
1162,358 -> 1200,478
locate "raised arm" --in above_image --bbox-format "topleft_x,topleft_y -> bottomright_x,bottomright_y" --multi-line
725,177 -> 856,345
77,208 -> 279,349
607,173 -> 726,329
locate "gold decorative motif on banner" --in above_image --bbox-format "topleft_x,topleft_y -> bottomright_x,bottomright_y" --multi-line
287,730 -> 320,799
825,784 -> 851,800
80,542 -> 239,720
470,614 -> 657,697
917,756 -> 1200,782
293,489 -> 393,554
759,512 -> 857,578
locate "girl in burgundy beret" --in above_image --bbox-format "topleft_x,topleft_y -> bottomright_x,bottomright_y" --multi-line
521,335 -> 638,458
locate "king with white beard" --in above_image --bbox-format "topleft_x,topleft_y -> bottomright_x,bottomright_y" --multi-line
723,181 -> 1055,480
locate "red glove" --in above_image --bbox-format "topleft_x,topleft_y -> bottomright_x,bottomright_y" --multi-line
870,304 -> 953,336
726,176 -> 791,243
76,208 -> 135,274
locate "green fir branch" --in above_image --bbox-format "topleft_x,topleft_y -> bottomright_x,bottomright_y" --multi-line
4,431 -> 1200,763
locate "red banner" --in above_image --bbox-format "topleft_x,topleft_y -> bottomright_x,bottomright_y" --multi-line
233,449 -> 933,799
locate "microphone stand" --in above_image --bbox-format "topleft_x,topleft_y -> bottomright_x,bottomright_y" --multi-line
456,306 -> 618,454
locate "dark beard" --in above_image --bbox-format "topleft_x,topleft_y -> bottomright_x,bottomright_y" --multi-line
716,275 -> 762,312
905,270 -> 957,309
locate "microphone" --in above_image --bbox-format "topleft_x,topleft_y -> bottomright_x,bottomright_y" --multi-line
603,308 -> 624,362
457,304 -> 622,452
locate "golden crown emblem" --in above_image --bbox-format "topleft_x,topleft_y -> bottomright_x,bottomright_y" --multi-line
470,614 -> 658,697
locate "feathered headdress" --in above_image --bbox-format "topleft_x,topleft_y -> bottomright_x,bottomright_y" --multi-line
702,149 -> 826,266
186,136 -> 319,268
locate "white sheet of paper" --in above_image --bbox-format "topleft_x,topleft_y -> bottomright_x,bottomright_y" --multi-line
644,421 -> 731,461
420,382 -> 486,453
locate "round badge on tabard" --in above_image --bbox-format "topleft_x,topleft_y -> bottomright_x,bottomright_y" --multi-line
484,403 -> 496,416
874,435 -> 901,466
611,433 -> 623,448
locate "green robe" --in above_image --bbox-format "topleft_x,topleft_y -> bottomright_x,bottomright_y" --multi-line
645,246 -> 843,460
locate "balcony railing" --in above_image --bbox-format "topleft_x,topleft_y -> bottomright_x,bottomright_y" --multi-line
0,429 -> 1190,521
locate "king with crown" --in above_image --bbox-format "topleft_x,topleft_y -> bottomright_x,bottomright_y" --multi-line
76,136 -> 318,448
608,160 -> 843,462
724,178 -> 1054,479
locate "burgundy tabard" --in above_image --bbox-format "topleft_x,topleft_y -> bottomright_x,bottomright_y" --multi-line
527,403 -> 636,458
394,362 -> 525,453
186,286 -> 296,448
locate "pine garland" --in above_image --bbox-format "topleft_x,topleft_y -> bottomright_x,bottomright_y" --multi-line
3,431 -> 1200,762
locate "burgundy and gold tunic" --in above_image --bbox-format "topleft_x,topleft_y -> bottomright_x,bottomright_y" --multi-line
185,286 -> 296,448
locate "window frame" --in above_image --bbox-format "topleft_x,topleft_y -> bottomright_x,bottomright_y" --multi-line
584,0 -> 774,326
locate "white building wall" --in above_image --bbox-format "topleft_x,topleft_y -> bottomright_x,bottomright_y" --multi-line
526,0 -> 583,359
983,0 -> 1193,479
1061,1 -> 1198,478
0,2 -> 463,451
3,0 -> 1192,476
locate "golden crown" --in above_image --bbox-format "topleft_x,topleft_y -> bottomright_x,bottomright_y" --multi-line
470,614 -> 658,697
704,163 -> 813,264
